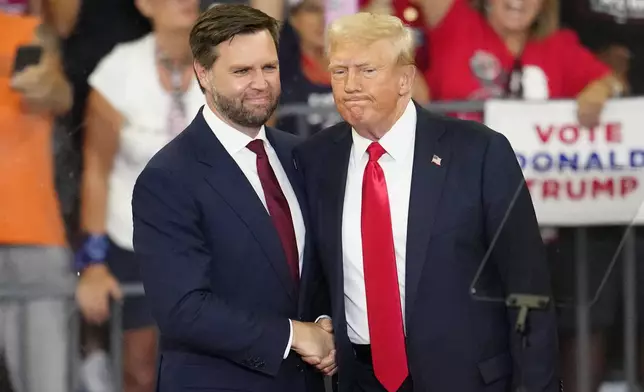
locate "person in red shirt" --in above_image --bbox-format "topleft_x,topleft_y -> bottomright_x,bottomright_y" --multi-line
415,0 -> 623,126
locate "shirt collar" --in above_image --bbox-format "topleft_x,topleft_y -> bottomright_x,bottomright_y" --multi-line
351,99 -> 417,163
202,104 -> 268,156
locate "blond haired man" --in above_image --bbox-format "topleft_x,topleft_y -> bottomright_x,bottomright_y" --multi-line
295,12 -> 560,392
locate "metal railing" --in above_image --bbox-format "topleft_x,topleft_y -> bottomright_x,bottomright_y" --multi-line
0,283 -> 144,392
0,100 -> 640,392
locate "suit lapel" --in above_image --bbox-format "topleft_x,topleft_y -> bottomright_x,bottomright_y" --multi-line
190,112 -> 296,302
405,105 -> 449,326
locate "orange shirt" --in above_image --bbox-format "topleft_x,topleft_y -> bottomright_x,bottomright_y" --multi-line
0,12 -> 66,246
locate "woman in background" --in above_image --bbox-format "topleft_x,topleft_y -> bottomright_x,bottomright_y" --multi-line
415,0 -> 622,125
274,0 -> 343,136
75,0 -> 202,391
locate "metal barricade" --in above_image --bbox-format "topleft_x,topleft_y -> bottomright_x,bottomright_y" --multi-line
0,282 -> 144,392
0,101 -> 639,392
109,284 -> 146,392
0,284 -> 78,392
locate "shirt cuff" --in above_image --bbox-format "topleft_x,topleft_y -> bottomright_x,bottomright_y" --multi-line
315,315 -> 331,323
283,319 -> 293,359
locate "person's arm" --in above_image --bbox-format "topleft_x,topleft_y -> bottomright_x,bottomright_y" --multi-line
576,73 -> 623,128
75,89 -> 123,324
10,24 -> 72,115
361,0 -> 393,14
414,0 -> 455,28
38,0 -> 82,38
596,44 -> 631,95
311,263 -> 332,322
81,90 -> 121,238
133,167 -> 333,375
481,130 -> 560,391
292,144 -> 337,375
292,145 -> 332,320
555,29 -> 619,128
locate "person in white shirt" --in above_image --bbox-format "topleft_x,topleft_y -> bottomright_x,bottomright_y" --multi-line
295,12 -> 559,392
74,1 -> 201,391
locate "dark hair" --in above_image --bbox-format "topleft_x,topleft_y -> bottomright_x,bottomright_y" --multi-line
190,4 -> 281,70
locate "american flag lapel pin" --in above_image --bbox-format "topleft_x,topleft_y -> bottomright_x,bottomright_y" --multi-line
432,154 -> 442,166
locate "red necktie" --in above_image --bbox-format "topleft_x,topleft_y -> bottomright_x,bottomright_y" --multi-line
247,140 -> 299,285
361,142 -> 408,392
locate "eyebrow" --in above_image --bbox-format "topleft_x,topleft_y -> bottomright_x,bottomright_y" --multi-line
229,60 -> 279,70
329,62 -> 370,68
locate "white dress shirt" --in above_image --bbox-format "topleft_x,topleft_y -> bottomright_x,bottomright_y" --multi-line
202,105 -> 305,357
343,100 -> 417,344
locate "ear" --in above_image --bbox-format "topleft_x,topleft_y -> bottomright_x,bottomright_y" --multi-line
193,60 -> 211,93
398,64 -> 416,96
135,0 -> 153,18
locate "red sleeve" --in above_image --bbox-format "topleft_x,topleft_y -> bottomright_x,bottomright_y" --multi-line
558,29 -> 611,96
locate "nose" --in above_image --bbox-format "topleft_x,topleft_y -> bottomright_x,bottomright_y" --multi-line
250,70 -> 269,90
344,69 -> 361,93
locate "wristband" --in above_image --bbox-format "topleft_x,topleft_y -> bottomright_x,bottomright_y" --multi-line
75,234 -> 109,273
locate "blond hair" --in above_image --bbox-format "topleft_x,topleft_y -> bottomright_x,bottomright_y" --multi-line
325,12 -> 415,65
470,0 -> 559,39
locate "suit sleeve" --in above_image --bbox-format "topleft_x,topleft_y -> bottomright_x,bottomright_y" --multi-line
481,132 -> 560,391
309,250 -> 332,320
132,166 -> 290,376
293,146 -> 332,320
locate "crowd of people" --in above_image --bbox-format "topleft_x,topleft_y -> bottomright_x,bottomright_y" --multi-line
1,0 -> 643,391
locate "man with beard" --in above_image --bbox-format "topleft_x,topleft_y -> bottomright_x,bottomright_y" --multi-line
131,4 -> 334,392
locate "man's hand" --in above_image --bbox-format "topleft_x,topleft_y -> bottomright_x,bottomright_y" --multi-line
10,53 -> 72,115
314,318 -> 337,376
75,264 -> 122,324
291,320 -> 335,369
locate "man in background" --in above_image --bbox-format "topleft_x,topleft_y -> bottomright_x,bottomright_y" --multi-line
0,1 -> 74,391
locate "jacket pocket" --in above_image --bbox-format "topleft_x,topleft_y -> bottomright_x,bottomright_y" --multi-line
478,351 -> 512,385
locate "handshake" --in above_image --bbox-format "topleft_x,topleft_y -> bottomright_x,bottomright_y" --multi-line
291,318 -> 337,376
